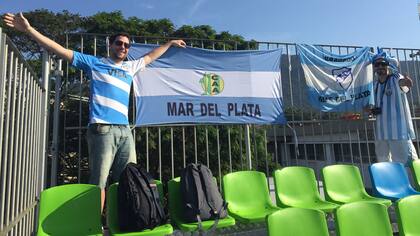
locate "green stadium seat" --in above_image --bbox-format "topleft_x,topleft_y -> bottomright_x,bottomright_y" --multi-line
410,160 -> 420,190
36,184 -> 102,236
106,182 -> 173,236
334,202 -> 393,236
322,164 -> 391,207
267,208 -> 329,236
222,171 -> 281,223
167,177 -> 235,232
396,195 -> 420,236
273,167 -> 338,212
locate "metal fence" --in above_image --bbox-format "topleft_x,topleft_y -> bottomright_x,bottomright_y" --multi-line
52,33 -> 420,190
0,28 -> 50,236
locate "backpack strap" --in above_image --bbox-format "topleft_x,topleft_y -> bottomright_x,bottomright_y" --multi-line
127,166 -> 155,228
201,201 -> 228,236
198,164 -> 217,214
195,212 -> 203,233
196,165 -> 228,236
138,169 -> 166,221
183,164 -> 205,232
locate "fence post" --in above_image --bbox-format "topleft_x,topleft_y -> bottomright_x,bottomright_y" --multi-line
0,26 -> 7,234
0,27 -> 6,172
39,50 -> 50,191
245,124 -> 252,170
51,59 -> 63,186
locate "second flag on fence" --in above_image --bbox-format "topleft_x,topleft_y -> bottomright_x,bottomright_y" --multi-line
297,44 -> 374,112
128,44 -> 286,125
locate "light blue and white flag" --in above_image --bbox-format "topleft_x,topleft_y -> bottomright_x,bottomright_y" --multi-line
297,44 -> 374,112
128,44 -> 286,126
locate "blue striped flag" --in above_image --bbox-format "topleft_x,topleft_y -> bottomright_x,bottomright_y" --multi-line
128,44 -> 286,125
297,44 -> 374,112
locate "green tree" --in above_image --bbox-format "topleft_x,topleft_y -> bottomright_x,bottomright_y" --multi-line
1,9 -> 82,59
0,9 -> 83,74
83,11 -> 126,34
143,19 -> 175,37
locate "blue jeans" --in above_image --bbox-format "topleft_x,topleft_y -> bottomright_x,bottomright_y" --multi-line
87,124 -> 137,189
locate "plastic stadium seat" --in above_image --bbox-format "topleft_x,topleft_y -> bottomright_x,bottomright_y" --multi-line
167,177 -> 235,232
335,202 -> 393,236
322,164 -> 391,207
222,171 -> 281,223
36,184 -> 102,236
106,181 -> 173,236
369,162 -> 420,201
267,208 -> 329,236
410,160 -> 420,190
273,167 -> 338,213
396,195 -> 420,236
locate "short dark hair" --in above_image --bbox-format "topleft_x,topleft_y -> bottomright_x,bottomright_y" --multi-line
109,32 -> 131,44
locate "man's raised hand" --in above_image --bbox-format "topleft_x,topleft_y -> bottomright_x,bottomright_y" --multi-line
3,12 -> 31,32
170,39 -> 186,48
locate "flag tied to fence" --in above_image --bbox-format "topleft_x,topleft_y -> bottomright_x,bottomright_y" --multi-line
297,44 -> 374,112
128,44 -> 286,125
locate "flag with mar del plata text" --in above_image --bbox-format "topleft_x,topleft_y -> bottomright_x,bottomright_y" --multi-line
297,44 -> 374,112
128,44 -> 286,125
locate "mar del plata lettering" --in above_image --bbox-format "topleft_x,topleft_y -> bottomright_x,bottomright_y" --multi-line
318,90 -> 370,103
167,102 -> 261,117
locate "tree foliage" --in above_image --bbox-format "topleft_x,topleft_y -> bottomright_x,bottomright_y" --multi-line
1,9 -> 83,60
1,10 -> 257,54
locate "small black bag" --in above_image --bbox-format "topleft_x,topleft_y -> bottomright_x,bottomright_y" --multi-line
180,163 -> 227,232
118,163 -> 166,231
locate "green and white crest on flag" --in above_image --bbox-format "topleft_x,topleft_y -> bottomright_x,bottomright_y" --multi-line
200,73 -> 224,96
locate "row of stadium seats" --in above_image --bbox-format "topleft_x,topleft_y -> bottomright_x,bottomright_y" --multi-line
276,161 -> 420,235
266,198 -> 420,236
36,160 -> 420,235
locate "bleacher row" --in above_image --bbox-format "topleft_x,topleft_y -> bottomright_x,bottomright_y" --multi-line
36,160 -> 420,236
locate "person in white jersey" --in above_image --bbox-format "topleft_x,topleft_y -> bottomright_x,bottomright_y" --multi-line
365,51 -> 418,164
3,12 -> 186,211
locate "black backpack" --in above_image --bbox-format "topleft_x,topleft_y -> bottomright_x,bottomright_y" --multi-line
180,163 -> 227,231
117,163 -> 166,232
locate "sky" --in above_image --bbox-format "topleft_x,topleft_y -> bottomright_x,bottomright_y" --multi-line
2,0 -> 420,49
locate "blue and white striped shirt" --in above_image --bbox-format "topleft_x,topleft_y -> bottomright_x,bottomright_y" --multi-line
374,73 -> 415,140
72,51 -> 145,125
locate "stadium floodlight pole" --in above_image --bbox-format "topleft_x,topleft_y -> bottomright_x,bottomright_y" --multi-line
245,124 -> 252,170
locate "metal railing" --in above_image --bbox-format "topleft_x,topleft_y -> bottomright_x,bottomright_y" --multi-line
53,34 -> 420,189
0,27 -> 50,236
